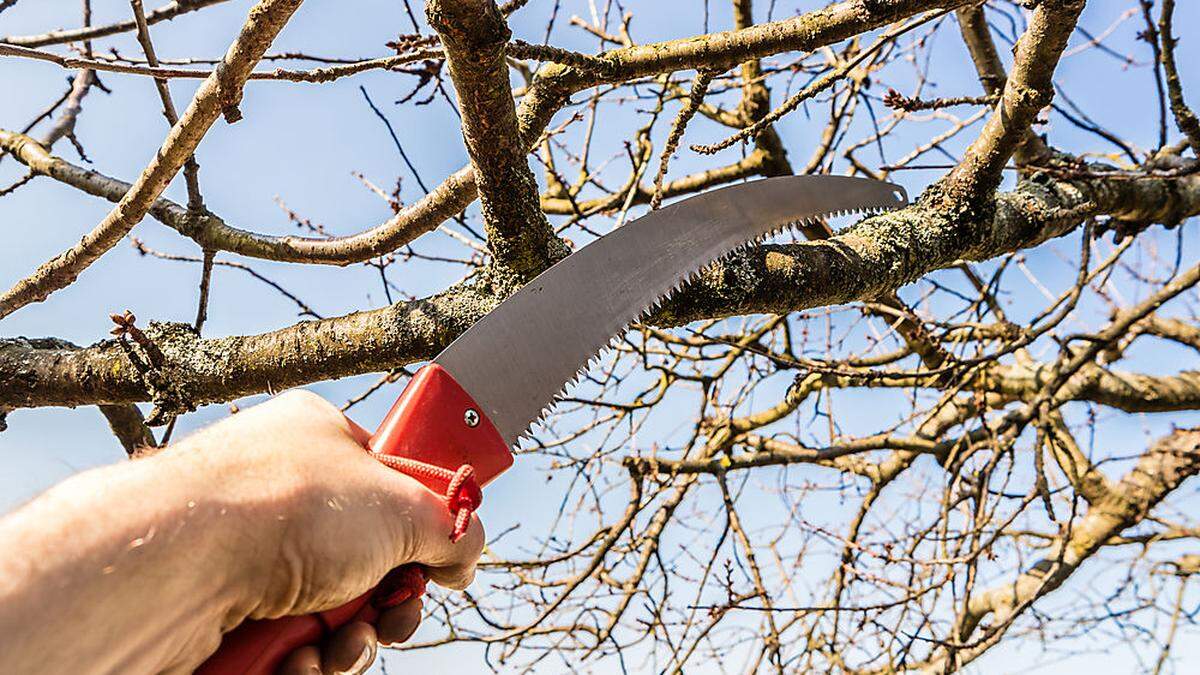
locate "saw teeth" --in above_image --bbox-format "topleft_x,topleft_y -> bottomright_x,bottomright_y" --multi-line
517,190 -> 906,439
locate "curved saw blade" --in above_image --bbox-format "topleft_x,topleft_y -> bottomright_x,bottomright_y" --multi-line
435,175 -> 908,445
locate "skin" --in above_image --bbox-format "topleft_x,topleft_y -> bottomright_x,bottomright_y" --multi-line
0,389 -> 485,674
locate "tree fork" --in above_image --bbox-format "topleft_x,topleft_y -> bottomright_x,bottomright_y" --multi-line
427,0 -> 566,281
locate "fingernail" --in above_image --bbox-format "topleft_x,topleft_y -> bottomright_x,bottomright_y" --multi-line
379,618 -> 418,647
347,643 -> 374,675
400,615 -> 420,643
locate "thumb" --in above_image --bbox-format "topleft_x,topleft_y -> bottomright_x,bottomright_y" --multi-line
375,469 -> 485,591
423,512 -> 484,591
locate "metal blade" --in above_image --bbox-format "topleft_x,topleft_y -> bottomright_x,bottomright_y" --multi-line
434,175 -> 908,445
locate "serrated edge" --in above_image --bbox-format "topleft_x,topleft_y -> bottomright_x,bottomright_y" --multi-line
516,201 -> 895,442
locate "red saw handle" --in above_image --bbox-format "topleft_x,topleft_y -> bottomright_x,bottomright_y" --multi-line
197,364 -> 513,675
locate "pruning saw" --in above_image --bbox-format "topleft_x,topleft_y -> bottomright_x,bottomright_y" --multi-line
197,174 -> 908,674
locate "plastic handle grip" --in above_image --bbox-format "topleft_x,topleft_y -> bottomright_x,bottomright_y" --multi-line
195,365 -> 514,675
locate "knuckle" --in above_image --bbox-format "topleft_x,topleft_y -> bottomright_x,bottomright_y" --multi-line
276,388 -> 328,410
275,389 -> 343,427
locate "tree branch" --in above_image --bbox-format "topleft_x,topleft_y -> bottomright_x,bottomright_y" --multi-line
546,0 -> 973,91
920,427 -> 1200,672
3,161 -> 1197,411
0,285 -> 498,414
1159,0 -> 1200,156
0,0 -> 304,319
98,404 -> 157,454
0,0 -> 234,48
427,0 -> 563,280
0,127 -> 478,265
2,0 -> 964,271
129,0 -> 204,211
656,163 -> 1197,324
946,0 -> 1083,198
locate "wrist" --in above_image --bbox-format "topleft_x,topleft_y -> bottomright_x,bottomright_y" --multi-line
0,448 -> 265,673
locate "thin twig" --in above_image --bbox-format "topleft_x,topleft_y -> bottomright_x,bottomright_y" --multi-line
130,0 -> 204,211
693,9 -> 950,154
651,69 -> 717,210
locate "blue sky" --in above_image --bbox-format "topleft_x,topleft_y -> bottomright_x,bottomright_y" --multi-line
1,1 -> 1198,672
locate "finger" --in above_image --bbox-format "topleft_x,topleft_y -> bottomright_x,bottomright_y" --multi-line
432,509 -> 482,589
278,645 -> 322,675
374,472 -> 486,580
424,511 -> 484,590
424,555 -> 478,591
376,597 -> 423,646
321,621 -> 377,675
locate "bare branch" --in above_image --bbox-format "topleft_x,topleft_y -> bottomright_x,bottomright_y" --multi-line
1159,0 -> 1200,156
129,0 -> 204,211
0,0 -> 234,48
0,0 -> 305,319
921,428 -> 1200,672
946,0 -> 1084,198
428,0 -> 563,279
4,161 -> 1197,410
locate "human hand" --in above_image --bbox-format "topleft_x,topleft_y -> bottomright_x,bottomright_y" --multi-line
170,389 -> 485,674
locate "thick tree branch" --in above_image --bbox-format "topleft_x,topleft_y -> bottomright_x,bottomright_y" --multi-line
955,4 -> 1005,97
427,0 -> 563,279
0,0 -> 304,319
731,0 -> 793,180
954,3 -> 1048,166
130,0 -> 204,212
7,337 -> 156,452
3,163 -> 1197,411
1139,314 -> 1200,352
1159,0 -> 1200,156
0,284 -> 498,415
1043,413 -> 1115,506
98,404 -> 157,454
946,0 -> 1082,198
545,0 -> 973,91
994,364 -> 1200,414
656,164 -> 1198,324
